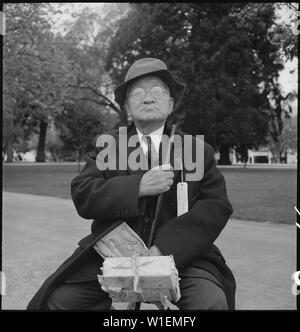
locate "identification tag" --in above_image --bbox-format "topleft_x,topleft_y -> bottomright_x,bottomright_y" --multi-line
177,182 -> 188,216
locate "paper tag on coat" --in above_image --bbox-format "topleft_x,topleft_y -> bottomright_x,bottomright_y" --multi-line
177,182 -> 188,216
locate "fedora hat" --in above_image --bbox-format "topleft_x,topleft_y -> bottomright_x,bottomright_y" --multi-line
114,58 -> 185,107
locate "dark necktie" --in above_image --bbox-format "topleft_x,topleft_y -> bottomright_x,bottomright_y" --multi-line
143,135 -> 159,169
141,135 -> 159,243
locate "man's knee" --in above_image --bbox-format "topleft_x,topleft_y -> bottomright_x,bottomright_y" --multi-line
207,290 -> 228,310
44,281 -> 111,310
178,277 -> 229,310
45,284 -> 76,310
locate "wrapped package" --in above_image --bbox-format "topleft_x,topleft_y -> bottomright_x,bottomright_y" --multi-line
97,255 -> 181,304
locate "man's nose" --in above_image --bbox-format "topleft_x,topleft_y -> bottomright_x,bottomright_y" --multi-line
143,90 -> 154,103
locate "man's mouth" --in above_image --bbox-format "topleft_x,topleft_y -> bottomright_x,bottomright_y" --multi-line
141,106 -> 160,112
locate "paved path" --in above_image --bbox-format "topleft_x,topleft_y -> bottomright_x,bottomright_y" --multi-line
2,192 -> 296,310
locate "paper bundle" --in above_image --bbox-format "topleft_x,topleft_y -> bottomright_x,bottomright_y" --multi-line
93,222 -> 148,259
97,255 -> 181,303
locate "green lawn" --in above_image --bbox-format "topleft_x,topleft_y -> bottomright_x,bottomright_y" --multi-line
2,163 -> 297,224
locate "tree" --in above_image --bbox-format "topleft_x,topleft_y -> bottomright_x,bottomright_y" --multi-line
3,3 -> 75,162
272,3 -> 298,61
55,100 -> 105,171
106,3 -> 296,164
268,84 -> 297,162
45,121 -> 64,162
282,115 -> 297,152
60,4 -> 130,126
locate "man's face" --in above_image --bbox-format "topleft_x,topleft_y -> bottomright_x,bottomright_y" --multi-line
124,75 -> 174,124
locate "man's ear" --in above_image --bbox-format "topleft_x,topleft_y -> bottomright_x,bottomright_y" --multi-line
124,100 -> 129,113
169,97 -> 175,115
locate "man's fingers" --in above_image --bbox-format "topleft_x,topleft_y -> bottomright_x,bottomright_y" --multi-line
161,184 -> 171,192
158,179 -> 173,190
153,170 -> 174,179
160,179 -> 173,186
140,169 -> 175,197
164,171 -> 174,179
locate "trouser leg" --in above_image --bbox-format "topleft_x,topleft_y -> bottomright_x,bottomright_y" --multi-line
44,280 -> 112,310
44,275 -> 228,311
176,276 -> 228,310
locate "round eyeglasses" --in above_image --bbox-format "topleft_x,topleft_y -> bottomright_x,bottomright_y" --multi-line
128,86 -> 168,103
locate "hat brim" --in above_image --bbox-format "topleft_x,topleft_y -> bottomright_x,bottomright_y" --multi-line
114,70 -> 185,108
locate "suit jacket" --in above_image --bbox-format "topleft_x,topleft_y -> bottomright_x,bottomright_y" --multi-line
27,122 -> 236,310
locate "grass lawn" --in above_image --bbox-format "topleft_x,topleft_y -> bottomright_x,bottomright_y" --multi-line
220,167 -> 296,224
2,163 -> 297,224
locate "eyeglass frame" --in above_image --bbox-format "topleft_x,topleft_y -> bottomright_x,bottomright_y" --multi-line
126,85 -> 170,104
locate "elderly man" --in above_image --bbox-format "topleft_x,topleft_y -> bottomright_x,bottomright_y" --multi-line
27,58 -> 236,310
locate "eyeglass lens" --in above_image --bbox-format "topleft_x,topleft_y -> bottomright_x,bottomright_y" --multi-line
129,86 -> 165,102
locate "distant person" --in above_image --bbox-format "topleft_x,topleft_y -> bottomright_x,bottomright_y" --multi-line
27,58 -> 236,310
17,153 -> 23,161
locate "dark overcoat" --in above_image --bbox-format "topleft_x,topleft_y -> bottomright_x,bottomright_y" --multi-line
27,122 -> 236,310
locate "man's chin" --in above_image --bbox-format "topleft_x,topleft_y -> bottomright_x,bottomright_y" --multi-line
136,115 -> 165,123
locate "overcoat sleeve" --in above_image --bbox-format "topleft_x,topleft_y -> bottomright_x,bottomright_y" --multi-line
153,143 -> 233,269
71,151 -> 143,221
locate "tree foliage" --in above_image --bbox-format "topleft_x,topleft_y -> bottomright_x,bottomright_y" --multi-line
55,101 -> 104,163
3,3 -> 297,164
3,3 -> 76,161
61,4 -> 130,123
106,3 -> 297,164
49,3 -> 129,161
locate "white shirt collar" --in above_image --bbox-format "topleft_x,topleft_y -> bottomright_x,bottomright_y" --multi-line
136,124 -> 165,153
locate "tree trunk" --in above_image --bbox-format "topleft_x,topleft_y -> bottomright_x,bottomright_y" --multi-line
36,119 -> 48,162
5,139 -> 14,163
4,118 -> 14,162
284,150 -> 287,163
271,146 -> 280,163
239,146 -> 248,168
218,145 -> 231,165
49,146 -> 57,162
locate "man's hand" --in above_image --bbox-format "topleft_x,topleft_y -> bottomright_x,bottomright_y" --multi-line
138,165 -> 174,197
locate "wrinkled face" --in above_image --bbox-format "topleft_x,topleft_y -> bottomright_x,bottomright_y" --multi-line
124,75 -> 174,124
